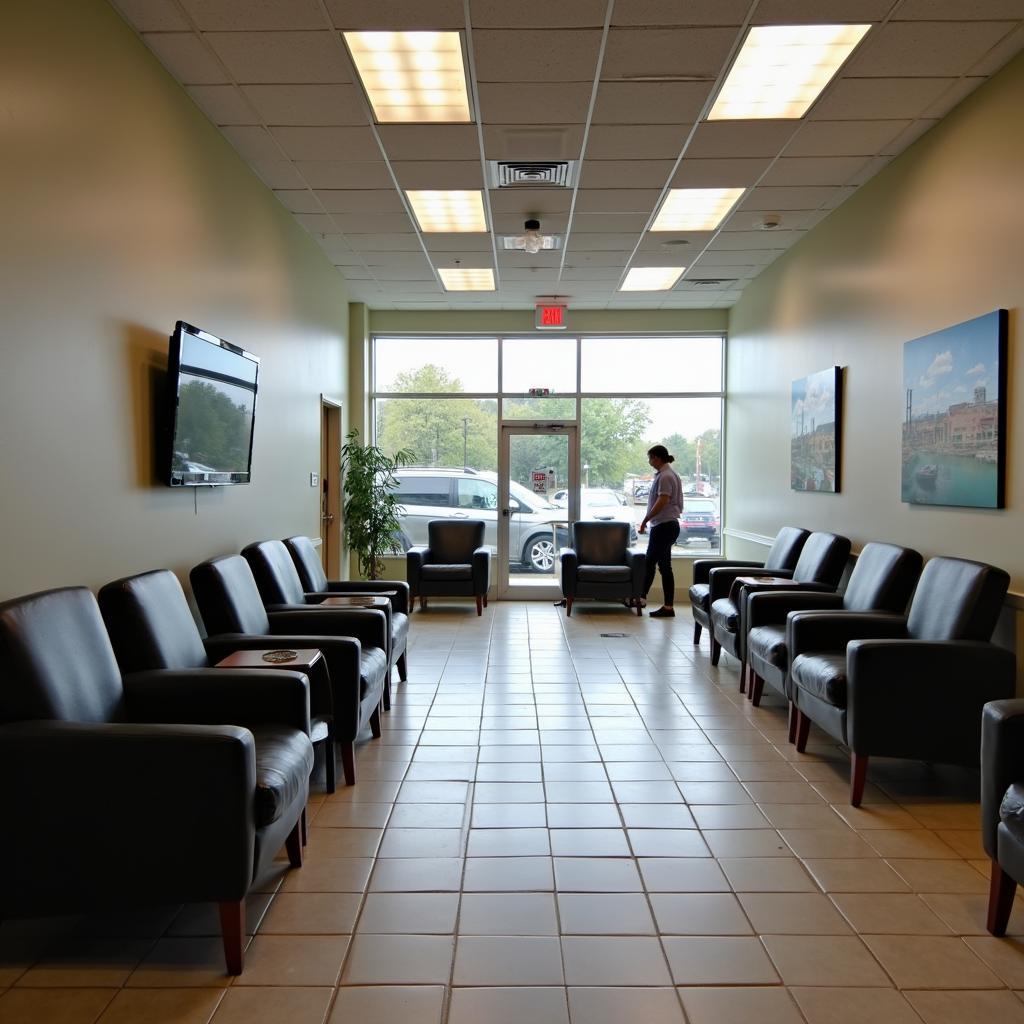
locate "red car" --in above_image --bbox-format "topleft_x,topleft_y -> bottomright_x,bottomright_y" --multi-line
678,497 -> 720,546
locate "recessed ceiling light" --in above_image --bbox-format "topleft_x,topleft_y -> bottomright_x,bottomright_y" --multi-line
651,188 -> 745,231
343,31 -> 472,123
708,24 -> 871,120
438,267 -> 495,291
620,267 -> 686,291
406,190 -> 487,232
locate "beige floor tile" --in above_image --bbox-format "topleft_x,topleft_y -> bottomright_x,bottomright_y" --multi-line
779,828 -> 878,859
562,937 -> 672,985
627,829 -> 711,856
558,894 -> 656,935
887,859 -> 990,893
662,936 -> 778,984
718,857 -> 818,892
279,858 -> 374,893
328,985 -> 444,1024
311,803 -> 392,829
933,829 -> 986,860
368,858 -> 463,892
471,804 -> 547,828
904,989 -> 1024,1024
919,893 -> 1015,935
550,829 -> 631,856
762,935 -> 890,987
963,936 -> 1024,986
810,781 -> 891,804
619,805 -> 696,828
333,780 -> 402,803
96,988 -> 223,1024
448,987 -> 568,1024
802,859 -> 910,893
17,940 -> 152,989
467,828 -> 551,856
739,893 -> 851,935
387,803 -> 465,828
341,934 -> 454,985
357,893 -> 458,934
758,804 -> 848,829
790,986 -> 925,1024
744,781 -> 828,804
863,935 -> 1003,989
305,828 -> 381,859
211,987 -> 333,1024
704,829 -> 790,858
731,763 -> 805,782
546,805 -> 621,828
166,897 -> 271,938
259,893 -> 360,935
902,804 -> 984,830
0,987 -> 114,1024
234,935 -> 348,987
690,805 -> 771,829
638,858 -> 731,892
458,894 -> 558,935
678,987 -> 805,1024
650,893 -> 751,935
566,986 -> 685,1024
831,805 -> 923,830
861,830 -> 959,859
122,938 -> 233,989
379,828 -> 464,858
553,858 -> 643,892
676,782 -> 753,804
453,936 -> 563,985
831,893 -> 952,935
463,857 -> 554,892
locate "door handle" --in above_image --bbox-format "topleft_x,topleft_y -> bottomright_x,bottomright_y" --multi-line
321,512 -> 335,523
453,512 -> 469,518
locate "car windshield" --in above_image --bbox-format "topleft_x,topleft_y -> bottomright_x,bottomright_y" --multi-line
687,499 -> 716,512
584,491 -> 618,507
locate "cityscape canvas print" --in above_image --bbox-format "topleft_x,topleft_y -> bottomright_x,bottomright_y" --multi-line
901,309 -> 1007,508
791,366 -> 842,492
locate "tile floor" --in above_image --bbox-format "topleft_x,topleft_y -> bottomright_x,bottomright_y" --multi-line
1,601 -> 1022,1024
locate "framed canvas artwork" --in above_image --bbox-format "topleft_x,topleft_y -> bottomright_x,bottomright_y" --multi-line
901,310 -> 1008,508
791,366 -> 842,493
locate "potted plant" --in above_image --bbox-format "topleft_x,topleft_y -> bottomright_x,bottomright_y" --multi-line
340,429 -> 414,580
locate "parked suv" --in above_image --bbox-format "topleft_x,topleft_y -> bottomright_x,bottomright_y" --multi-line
390,468 -> 569,573
678,496 -> 720,546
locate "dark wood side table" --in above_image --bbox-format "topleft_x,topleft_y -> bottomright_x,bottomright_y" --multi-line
317,595 -> 391,610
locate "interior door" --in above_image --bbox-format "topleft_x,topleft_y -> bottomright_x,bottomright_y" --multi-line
497,423 -> 578,600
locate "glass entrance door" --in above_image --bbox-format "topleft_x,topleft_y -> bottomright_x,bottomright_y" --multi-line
497,424 -> 578,599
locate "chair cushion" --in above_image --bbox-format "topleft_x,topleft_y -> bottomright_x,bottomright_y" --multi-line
360,647 -> 389,697
747,625 -> 788,669
710,597 -> 739,634
391,611 -> 409,656
578,565 -> 632,583
250,726 -> 315,828
421,564 -> 473,581
791,653 -> 848,708
1000,782 -> 1024,833
688,583 -> 710,611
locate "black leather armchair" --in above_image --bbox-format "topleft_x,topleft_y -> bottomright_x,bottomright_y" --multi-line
709,531 -> 851,677
407,520 -> 490,615
745,543 -> 923,729
689,526 -> 809,649
982,700 -> 1024,935
191,555 -> 387,785
559,521 -> 646,616
0,586 -> 313,975
283,534 -> 410,692
789,557 -> 1015,805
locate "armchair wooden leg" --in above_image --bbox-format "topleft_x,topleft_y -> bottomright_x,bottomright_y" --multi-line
219,900 -> 245,976
693,622 -> 702,644
483,594 -> 488,607
409,593 -> 415,613
323,736 -> 336,794
300,808 -> 307,846
787,703 -> 797,744
370,703 -> 382,738
340,741 -> 356,786
382,674 -> 392,712
475,595 -> 483,616
710,639 -> 721,666
565,597 -> 573,616
635,598 -> 642,618
850,754 -> 869,807
420,595 -> 427,610
794,709 -> 811,752
738,663 -> 746,694
397,652 -> 408,682
750,673 -> 765,707
285,820 -> 303,868
988,862 -> 1017,935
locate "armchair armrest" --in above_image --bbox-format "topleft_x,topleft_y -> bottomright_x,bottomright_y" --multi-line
982,700 -> 1024,857
625,549 -> 647,595
0,721 -> 258,908
473,546 -> 491,593
746,590 -> 844,629
710,565 -> 792,602
560,549 -> 579,598
787,610 -> 907,658
692,558 -> 763,586
323,579 -> 410,616
123,669 -> 311,735
267,607 -> 388,654
406,547 -> 428,592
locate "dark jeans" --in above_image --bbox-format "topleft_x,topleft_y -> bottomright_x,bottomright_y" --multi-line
643,520 -> 681,605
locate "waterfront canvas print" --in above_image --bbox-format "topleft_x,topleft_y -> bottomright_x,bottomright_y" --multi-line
791,366 -> 842,492
902,310 -> 1007,508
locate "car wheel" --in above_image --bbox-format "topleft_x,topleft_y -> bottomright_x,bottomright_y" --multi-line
524,535 -> 556,573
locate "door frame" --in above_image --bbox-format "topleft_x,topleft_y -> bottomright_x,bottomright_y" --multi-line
320,395 -> 343,580
497,422 -> 579,601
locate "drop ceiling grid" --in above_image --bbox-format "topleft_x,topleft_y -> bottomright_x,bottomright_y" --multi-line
111,0 -> 1024,309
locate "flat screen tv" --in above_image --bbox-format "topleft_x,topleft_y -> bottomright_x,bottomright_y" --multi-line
163,321 -> 259,486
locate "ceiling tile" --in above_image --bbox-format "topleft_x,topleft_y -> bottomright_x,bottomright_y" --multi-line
142,33 -> 228,84
496,251 -> 562,267
563,251 -> 635,266
810,77 -> 957,119
177,0 -> 326,30
698,248 -> 779,265
635,230 -> 714,250
670,157 -> 771,187
592,82 -> 710,124
563,232 -> 640,250
293,161 -> 393,189
489,188 -> 572,215
611,0 -> 750,25
359,251 -> 432,267
752,0 -> 892,22
325,0 -> 465,29
560,267 -> 622,280
186,85 -> 256,124
760,156 -> 870,187
894,0 -> 1024,17
242,84 -> 367,125
316,190 -> 406,213
317,234 -> 353,255
739,186 -> 843,210
585,125 -> 687,159
601,27 -> 737,79
482,124 -> 584,160
879,119 -> 940,154
922,77 -> 990,117
472,30 -> 603,81
294,212 -> 337,233
423,234 -> 494,252
391,161 -> 485,190
478,83 -> 593,124
250,158 -> 306,188
221,125 -> 282,162
686,121 -> 797,158
786,119 -> 912,156
722,209 -> 831,231
969,23 -> 1024,75
845,21 -> 1016,77
378,125 -> 482,160
470,0 -> 608,27
333,212 -> 416,233
274,189 -> 321,214
574,188 -> 661,213
347,234 -> 424,252
711,230 -> 804,250
270,125 -> 379,161
205,31 -> 349,84
571,212 -> 650,232
845,154 -> 894,186
371,266 -> 437,281
581,160 -> 675,188
112,0 -> 189,31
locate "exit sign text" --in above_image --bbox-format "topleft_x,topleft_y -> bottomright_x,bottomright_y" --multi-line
535,303 -> 567,330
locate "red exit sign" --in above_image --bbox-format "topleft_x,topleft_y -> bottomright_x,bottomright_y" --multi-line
535,303 -> 567,330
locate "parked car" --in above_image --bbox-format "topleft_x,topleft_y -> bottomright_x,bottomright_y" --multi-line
390,468 -> 568,573
551,488 -> 638,543
678,496 -> 720,546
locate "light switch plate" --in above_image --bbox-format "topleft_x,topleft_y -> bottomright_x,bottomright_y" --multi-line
310,472 -> 319,487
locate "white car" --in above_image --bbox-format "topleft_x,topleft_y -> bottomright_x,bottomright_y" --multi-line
551,488 -> 638,541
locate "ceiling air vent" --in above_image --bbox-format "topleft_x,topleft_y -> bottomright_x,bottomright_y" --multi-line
687,279 -> 736,287
489,161 -> 576,188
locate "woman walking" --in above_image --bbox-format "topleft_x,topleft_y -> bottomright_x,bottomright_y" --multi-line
638,444 -> 683,617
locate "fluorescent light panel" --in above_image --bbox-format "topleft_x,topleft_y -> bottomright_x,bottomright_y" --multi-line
344,31 -> 472,123
709,24 -> 871,120
620,267 -> 686,291
438,268 -> 494,291
406,190 -> 487,232
651,188 -> 745,232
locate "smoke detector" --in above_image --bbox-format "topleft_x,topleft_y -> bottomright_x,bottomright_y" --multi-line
757,213 -> 782,230
502,219 -> 562,253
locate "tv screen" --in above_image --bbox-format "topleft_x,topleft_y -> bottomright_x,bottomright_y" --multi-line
164,321 -> 259,486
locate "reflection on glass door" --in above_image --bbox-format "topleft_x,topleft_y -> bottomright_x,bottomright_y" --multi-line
498,425 -> 577,598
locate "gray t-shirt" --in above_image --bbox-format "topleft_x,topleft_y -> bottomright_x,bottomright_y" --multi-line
646,465 -> 683,526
